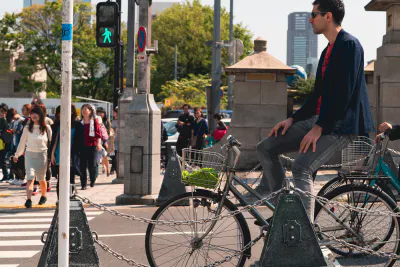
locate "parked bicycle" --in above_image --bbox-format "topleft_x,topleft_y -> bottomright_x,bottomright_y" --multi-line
145,135 -> 400,267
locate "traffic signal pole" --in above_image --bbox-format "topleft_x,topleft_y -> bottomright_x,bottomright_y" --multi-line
113,0 -> 122,108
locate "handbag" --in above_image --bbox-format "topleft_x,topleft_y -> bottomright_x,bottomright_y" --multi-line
190,120 -> 203,148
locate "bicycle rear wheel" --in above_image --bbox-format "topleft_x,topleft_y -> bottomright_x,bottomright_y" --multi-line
314,184 -> 400,267
145,190 -> 251,267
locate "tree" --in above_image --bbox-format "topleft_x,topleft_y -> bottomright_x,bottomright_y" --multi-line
152,0 -> 253,98
293,77 -> 315,98
159,74 -> 227,109
4,0 -> 118,100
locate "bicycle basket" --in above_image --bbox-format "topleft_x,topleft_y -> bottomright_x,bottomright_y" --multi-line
341,136 -> 375,171
179,148 -> 226,189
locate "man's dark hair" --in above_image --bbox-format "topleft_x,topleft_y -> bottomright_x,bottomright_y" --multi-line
312,0 -> 345,26
0,103 -> 8,113
31,97 -> 43,105
213,113 -> 222,121
182,104 -> 191,109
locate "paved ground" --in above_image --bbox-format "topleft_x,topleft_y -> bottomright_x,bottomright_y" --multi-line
1,169 -> 395,267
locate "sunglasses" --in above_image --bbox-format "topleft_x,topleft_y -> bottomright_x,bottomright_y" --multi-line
311,12 -> 328,19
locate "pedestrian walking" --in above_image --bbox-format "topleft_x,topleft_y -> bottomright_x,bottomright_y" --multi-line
8,108 -> 25,185
13,107 -> 52,208
50,105 -> 83,198
191,108 -> 209,151
80,104 -> 102,190
110,107 -> 118,176
212,113 -> 228,143
175,104 -> 194,156
96,107 -> 112,177
255,0 -> 374,221
0,104 -> 10,182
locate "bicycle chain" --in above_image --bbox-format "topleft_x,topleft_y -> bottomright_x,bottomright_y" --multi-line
95,239 -> 150,267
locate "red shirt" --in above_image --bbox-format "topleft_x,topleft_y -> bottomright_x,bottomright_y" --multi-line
316,43 -> 334,115
83,119 -> 101,146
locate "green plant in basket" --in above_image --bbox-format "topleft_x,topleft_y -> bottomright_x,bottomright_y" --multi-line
182,168 -> 220,189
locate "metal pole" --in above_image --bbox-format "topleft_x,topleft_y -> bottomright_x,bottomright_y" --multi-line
113,0 -> 122,107
126,0 -> 136,88
209,0 -> 221,133
120,43 -> 124,94
174,45 -> 177,80
138,0 -> 151,94
227,0 -> 234,110
59,0 -> 73,266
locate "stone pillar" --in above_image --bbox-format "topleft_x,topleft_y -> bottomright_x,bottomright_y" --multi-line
223,37 -> 295,170
366,0 -> 400,151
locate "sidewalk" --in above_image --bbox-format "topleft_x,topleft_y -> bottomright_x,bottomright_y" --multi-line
0,169 -> 338,211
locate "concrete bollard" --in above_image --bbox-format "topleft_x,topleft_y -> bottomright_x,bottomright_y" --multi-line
156,146 -> 187,206
38,199 -> 100,266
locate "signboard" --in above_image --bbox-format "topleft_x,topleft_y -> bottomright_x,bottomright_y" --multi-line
137,54 -> 146,62
137,26 -> 147,53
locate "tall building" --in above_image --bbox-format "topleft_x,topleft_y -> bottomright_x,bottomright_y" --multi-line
24,0 -> 91,8
287,12 -> 318,75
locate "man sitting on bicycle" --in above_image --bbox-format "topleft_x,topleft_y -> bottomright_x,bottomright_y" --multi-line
256,0 -> 374,221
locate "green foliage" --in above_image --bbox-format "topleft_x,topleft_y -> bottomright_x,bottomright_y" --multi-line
159,73 -> 228,109
292,77 -> 315,98
152,0 -> 253,98
3,0 -> 118,100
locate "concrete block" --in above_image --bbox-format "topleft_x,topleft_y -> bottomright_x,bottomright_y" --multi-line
380,107 -> 400,126
387,5 -> 400,32
230,104 -> 287,128
377,43 -> 400,58
374,57 -> 400,83
233,82 -> 261,105
368,85 -> 377,107
365,73 -> 374,85
235,73 -> 245,81
226,127 -> 260,150
380,83 -> 400,107
260,82 -> 287,105
382,30 -> 400,44
276,73 -> 288,82
235,149 -> 259,171
260,127 -> 273,141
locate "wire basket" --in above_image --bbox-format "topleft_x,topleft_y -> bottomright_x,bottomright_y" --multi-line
179,148 -> 226,189
341,136 -> 375,171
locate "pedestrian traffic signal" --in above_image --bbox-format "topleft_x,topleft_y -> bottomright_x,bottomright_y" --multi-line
96,2 -> 119,48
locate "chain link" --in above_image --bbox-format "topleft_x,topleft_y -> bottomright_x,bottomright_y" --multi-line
201,231 -> 265,267
320,232 -> 400,260
388,148 -> 400,156
75,189 -> 282,226
95,239 -> 150,267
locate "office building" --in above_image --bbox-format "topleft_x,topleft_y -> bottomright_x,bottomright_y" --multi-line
287,12 -> 318,75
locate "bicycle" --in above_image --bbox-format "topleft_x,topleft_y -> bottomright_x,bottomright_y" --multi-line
145,135 -> 400,267
317,134 -> 400,201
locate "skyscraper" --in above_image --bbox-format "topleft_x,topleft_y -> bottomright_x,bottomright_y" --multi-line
24,0 -> 91,8
287,12 -> 318,75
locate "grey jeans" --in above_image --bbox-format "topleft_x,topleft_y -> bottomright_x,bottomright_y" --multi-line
256,116 -> 355,221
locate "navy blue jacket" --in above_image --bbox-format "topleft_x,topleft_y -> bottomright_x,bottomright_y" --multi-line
291,29 -> 374,135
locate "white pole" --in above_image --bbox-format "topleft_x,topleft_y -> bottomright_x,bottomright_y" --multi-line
59,0 -> 73,266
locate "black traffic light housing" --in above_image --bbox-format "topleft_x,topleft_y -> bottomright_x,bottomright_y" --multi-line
96,2 -> 119,48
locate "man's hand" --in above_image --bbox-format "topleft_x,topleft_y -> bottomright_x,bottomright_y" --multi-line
268,118 -> 294,137
177,120 -> 184,125
299,125 -> 323,153
379,122 -> 392,132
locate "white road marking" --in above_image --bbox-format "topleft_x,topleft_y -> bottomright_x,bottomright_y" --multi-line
0,212 -> 103,217
0,251 -> 39,258
0,217 -> 94,223
0,240 -> 43,246
0,231 -> 43,237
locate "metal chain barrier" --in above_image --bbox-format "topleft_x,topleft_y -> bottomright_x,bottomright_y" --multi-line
201,231 -> 265,267
75,189 -> 282,226
94,239 -> 150,267
320,232 -> 400,260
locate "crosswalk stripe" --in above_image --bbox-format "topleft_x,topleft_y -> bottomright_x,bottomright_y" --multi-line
0,265 -> 20,267
0,212 -> 103,217
0,231 -> 43,237
0,224 -> 49,229
0,217 -> 94,223
0,240 -> 43,246
0,251 -> 39,258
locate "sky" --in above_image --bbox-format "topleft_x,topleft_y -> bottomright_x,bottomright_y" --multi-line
0,0 -> 387,65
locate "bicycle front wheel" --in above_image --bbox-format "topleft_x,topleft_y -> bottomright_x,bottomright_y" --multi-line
315,184 -> 400,267
145,190 -> 251,267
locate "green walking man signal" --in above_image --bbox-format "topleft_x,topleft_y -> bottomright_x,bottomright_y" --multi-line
96,2 -> 118,48
102,28 -> 112,44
